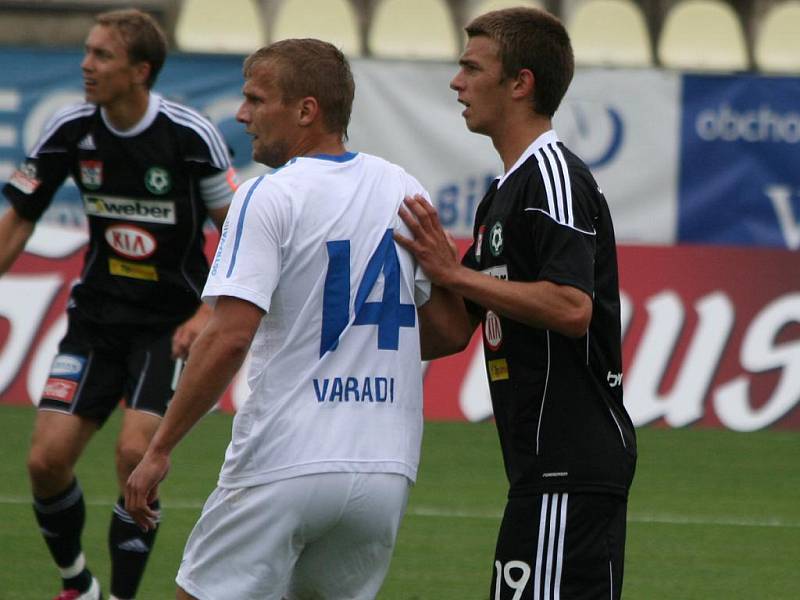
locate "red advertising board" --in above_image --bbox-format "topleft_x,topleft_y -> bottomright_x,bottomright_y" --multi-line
1,235 -> 798,431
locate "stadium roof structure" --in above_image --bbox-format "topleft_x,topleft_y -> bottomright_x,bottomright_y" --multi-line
0,0 -> 797,72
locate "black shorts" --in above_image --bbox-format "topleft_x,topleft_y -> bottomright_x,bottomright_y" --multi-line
39,313 -> 180,425
491,492 -> 628,600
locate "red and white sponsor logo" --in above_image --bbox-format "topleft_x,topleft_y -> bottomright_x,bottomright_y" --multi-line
42,377 -> 77,403
484,310 -> 503,351
475,225 -> 485,260
8,168 -> 41,195
105,224 -> 156,260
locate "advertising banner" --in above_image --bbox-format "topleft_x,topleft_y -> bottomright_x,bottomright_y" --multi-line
1,49 -> 798,429
679,74 -> 800,249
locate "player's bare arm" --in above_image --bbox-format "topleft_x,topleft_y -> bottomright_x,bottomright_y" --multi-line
126,295 -> 264,529
0,206 -> 35,274
418,284 -> 475,360
171,303 -> 213,359
396,195 -> 592,338
170,204 -> 231,358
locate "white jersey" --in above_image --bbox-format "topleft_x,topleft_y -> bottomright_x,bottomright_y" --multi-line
203,152 -> 431,489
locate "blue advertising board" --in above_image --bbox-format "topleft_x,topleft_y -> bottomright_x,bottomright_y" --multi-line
679,74 -> 800,248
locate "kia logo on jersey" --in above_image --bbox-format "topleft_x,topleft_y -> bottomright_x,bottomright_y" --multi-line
484,310 -> 503,351
104,224 -> 157,260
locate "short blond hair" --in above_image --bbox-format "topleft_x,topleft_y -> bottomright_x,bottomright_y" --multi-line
244,39 -> 355,139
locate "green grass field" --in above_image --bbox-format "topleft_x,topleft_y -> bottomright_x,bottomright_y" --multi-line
1,404 -> 798,599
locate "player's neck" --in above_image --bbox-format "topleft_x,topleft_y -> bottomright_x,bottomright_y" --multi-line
102,88 -> 151,132
492,114 -> 552,173
295,133 -> 346,160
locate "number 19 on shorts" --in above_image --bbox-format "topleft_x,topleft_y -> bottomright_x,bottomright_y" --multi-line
494,560 -> 531,600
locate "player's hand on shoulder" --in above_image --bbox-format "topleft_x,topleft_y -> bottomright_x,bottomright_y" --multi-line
395,195 -> 461,287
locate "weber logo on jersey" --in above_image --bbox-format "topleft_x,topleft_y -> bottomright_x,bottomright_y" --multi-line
80,160 -> 103,189
84,194 -> 176,224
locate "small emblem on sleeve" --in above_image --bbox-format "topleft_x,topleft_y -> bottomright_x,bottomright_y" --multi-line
145,167 -> 171,195
225,166 -> 238,191
8,162 -> 41,195
489,221 -> 503,256
487,358 -> 509,381
80,160 -> 103,189
475,225 -> 485,260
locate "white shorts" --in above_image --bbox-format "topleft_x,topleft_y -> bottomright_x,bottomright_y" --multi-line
176,472 -> 411,600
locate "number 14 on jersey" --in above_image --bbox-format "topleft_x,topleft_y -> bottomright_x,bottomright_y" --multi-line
320,229 -> 416,357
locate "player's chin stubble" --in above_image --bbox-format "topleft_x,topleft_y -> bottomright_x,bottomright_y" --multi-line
256,140 -> 291,169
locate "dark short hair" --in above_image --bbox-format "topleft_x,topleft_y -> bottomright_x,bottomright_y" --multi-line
243,39 -> 355,139
466,7 -> 574,117
95,8 -> 167,89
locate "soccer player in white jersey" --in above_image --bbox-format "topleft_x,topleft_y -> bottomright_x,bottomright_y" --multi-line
125,38 -> 470,599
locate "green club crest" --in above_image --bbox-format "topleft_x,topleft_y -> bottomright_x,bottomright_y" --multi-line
144,167 -> 171,195
489,221 -> 503,256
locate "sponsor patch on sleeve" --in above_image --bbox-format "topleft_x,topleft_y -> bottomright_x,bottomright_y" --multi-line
8,164 -> 41,195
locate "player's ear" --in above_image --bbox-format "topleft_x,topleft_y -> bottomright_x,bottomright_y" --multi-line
511,68 -> 535,101
132,61 -> 151,87
297,96 -> 320,127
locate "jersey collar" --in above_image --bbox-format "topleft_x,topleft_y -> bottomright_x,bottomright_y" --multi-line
307,151 -> 359,163
496,129 -> 560,189
100,92 -> 161,138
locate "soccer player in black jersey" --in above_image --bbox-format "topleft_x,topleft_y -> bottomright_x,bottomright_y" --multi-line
396,7 -> 637,600
0,9 -> 235,600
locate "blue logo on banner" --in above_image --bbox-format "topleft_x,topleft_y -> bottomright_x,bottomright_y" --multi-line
679,74 -> 800,248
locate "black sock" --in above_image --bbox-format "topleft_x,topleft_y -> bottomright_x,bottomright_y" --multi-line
109,496 -> 160,599
33,478 -> 93,592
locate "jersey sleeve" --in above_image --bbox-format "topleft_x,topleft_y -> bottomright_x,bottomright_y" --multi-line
2,108 -> 76,222
202,175 -> 287,312
524,165 -> 597,297
401,172 -> 432,307
198,167 -> 237,210
176,104 -> 237,209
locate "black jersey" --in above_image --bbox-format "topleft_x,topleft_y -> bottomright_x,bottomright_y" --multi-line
3,93 -> 233,327
463,131 -> 636,498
